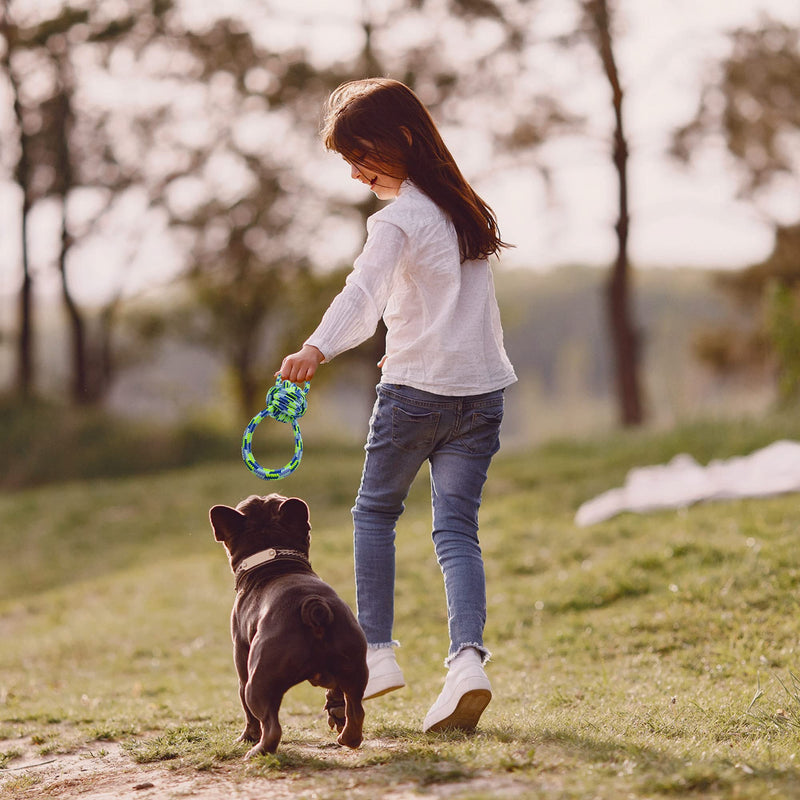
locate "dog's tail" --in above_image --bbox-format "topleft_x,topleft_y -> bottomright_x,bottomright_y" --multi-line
300,595 -> 335,639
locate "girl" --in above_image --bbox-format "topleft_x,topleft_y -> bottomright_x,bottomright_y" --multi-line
278,78 -> 516,732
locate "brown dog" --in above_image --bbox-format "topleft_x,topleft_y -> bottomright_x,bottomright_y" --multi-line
209,493 -> 367,757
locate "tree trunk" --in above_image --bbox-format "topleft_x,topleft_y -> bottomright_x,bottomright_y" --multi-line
58,192 -> 89,404
17,193 -> 34,399
606,91 -> 643,426
587,0 -> 644,426
53,74 -> 91,404
96,302 -> 118,400
2,12 -> 36,399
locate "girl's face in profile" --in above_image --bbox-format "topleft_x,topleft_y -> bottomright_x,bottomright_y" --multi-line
347,159 -> 403,200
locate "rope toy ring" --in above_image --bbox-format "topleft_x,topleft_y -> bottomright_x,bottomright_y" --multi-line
242,377 -> 311,480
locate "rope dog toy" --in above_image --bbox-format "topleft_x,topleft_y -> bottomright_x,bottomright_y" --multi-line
242,377 -> 310,480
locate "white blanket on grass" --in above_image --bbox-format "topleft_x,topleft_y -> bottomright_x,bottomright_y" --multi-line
575,439 -> 800,527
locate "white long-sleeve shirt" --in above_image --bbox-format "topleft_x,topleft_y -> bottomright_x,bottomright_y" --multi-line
305,181 -> 517,396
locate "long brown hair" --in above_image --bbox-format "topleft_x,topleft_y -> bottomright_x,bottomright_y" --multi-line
321,78 -> 510,262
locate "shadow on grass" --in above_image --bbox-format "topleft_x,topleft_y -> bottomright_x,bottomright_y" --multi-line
534,726 -> 800,796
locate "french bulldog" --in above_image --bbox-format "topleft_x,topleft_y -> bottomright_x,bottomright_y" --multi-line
209,493 -> 367,757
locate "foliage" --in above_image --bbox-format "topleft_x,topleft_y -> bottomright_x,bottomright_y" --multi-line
0,0 -> 581,417
0,0 -> 179,403
4,416 -> 800,797
672,19 -> 800,197
766,281 -> 800,405
3,1 -> 797,444
672,18 -> 800,403
0,398 -> 234,489
0,2 -> 343,408
146,18 -> 361,417
692,224 -> 800,397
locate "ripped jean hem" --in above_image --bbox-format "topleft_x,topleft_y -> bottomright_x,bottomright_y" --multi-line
445,642 -> 491,668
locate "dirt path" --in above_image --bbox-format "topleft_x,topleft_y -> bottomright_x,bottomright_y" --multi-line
4,738 -> 309,800
1,738 -> 537,799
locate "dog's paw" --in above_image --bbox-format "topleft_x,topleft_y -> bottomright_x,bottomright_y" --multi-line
326,707 -> 346,732
337,728 -> 363,749
245,740 -> 281,759
245,744 -> 264,760
236,727 -> 260,744
324,697 -> 347,732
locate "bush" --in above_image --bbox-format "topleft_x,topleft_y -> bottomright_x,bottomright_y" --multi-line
0,398 -> 236,489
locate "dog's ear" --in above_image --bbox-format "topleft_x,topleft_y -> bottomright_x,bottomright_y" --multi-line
278,497 -> 311,531
209,505 -> 246,542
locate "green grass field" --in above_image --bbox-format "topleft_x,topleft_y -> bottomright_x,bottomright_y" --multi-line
2,417 -> 800,799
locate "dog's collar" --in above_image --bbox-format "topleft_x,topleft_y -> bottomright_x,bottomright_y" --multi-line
234,547 -> 310,581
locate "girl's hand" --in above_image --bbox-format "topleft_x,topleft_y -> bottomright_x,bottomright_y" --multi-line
277,344 -> 325,385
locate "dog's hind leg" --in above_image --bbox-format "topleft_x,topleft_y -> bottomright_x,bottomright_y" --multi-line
233,645 -> 261,743
236,681 -> 261,744
243,684 -> 283,757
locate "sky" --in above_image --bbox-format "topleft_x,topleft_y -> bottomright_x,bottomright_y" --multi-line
1,0 -> 799,308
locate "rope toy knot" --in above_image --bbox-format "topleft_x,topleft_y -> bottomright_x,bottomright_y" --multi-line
242,377 -> 311,481
264,379 -> 309,425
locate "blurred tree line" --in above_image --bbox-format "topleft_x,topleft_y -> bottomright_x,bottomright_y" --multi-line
0,0 -> 798,426
673,19 -> 800,407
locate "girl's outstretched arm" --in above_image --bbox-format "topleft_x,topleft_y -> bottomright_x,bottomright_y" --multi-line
277,344 -> 325,384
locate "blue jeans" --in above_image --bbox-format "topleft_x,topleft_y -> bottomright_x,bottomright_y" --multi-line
352,383 -> 504,663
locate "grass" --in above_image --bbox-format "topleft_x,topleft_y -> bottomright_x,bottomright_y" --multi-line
2,415 -> 800,798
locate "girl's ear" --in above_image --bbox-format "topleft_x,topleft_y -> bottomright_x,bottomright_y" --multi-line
400,126 -> 413,146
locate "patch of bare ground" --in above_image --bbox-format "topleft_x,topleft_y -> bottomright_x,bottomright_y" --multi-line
1,736 -> 546,800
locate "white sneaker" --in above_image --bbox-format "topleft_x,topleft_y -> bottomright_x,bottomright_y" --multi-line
364,647 -> 405,699
422,648 -> 491,732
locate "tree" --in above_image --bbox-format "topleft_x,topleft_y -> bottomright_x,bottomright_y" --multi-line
672,19 -> 800,199
176,164 -> 315,416
443,0 -> 641,426
141,18 -> 354,417
694,224 -> 800,405
579,0 -> 643,426
0,22 -> 34,398
429,0 -> 644,426
1,3 -> 375,415
673,18 -> 800,403
0,6 -> 90,398
0,0 -> 174,404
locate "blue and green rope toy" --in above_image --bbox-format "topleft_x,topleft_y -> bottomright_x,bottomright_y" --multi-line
242,377 -> 311,480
